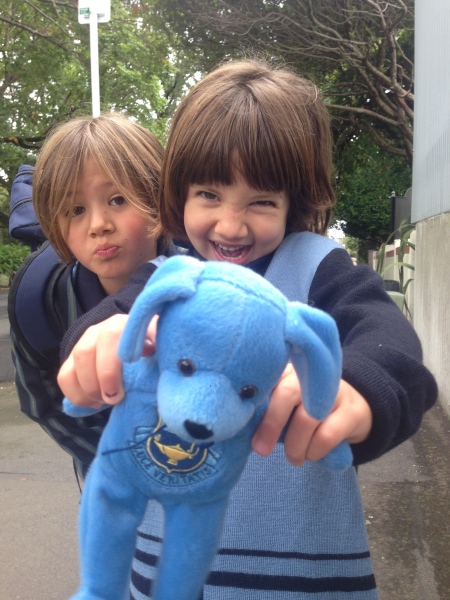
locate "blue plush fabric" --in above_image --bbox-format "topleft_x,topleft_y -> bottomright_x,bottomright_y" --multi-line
64,255 -> 351,600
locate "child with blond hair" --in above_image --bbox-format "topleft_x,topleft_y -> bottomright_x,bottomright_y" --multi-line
9,113 -> 167,482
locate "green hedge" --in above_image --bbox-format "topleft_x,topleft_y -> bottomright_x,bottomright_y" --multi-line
0,244 -> 30,283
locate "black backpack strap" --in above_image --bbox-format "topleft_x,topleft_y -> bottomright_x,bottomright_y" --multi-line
8,241 -> 72,360
47,255 -> 77,338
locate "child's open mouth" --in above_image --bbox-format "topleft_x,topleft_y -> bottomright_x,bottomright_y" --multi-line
211,241 -> 252,264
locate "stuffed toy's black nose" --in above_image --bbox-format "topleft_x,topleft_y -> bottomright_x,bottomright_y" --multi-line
184,420 -> 213,440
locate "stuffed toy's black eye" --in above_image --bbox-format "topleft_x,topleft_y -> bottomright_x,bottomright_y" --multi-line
178,359 -> 196,376
239,385 -> 257,400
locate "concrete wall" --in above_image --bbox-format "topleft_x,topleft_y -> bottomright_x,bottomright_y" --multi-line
412,0 -> 450,416
414,215 -> 450,417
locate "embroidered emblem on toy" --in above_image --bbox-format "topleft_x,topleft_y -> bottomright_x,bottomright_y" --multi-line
63,254 -> 352,600
131,420 -> 218,484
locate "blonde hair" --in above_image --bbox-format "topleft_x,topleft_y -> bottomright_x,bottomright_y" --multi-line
157,58 -> 335,242
33,113 -> 164,262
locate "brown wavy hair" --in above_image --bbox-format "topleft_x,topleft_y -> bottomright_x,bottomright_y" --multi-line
156,58 -> 335,242
33,113 -> 165,263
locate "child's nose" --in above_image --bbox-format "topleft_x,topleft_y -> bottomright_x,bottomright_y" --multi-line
89,209 -> 114,235
214,211 -> 248,240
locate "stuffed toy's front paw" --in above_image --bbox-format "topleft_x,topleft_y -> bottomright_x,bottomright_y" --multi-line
62,397 -> 107,418
69,589 -> 108,600
320,440 -> 353,471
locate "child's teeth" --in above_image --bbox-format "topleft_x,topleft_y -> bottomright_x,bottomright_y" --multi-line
213,242 -> 249,261
218,244 -> 240,251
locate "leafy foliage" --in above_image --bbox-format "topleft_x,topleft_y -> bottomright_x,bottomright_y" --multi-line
1,0 -> 415,254
0,0 -> 193,191
333,133 -> 412,259
145,0 -> 415,165
376,217 -> 415,317
341,235 -> 360,257
376,217 -> 415,291
0,181 -> 13,242
0,243 -> 30,279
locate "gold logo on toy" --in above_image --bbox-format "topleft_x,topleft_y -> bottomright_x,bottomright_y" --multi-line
131,418 -> 219,485
147,419 -> 209,474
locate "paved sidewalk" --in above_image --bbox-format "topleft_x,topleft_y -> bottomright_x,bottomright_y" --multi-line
0,382 -> 80,600
359,401 -> 450,599
1,288 -> 449,599
1,378 -> 449,600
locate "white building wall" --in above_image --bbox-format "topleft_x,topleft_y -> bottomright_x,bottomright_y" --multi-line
412,0 -> 450,220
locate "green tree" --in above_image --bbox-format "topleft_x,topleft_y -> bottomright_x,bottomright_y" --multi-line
333,133 -> 411,261
0,0 -> 191,192
1,0 -> 414,255
147,0 -> 414,165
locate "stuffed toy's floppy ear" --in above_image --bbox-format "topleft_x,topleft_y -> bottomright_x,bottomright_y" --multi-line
285,303 -> 342,421
284,303 -> 352,471
118,256 -> 204,363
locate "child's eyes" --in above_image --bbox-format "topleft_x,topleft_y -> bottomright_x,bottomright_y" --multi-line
198,193 -> 275,206
110,196 -> 126,206
200,191 -> 219,201
72,205 -> 85,217
64,196 -> 125,217
253,200 -> 276,207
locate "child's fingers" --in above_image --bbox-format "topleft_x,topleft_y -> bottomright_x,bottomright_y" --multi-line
93,316 -> 128,404
302,414 -> 348,463
283,404 -> 321,466
58,324 -> 104,405
57,316 -> 126,407
142,315 -> 159,356
294,380 -> 373,464
58,350 -> 105,409
58,314 -> 157,409
252,363 -> 301,456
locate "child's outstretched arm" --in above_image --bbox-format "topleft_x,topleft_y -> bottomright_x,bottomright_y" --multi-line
58,316 -> 369,469
58,315 -> 157,408
251,364 -> 372,466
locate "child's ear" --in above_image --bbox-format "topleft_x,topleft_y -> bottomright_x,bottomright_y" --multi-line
118,256 -> 204,363
284,303 -> 342,421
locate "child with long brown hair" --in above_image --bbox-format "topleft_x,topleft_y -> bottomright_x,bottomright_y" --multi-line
58,60 -> 437,598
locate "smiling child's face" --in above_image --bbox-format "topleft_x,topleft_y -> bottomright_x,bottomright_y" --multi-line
184,173 -> 289,265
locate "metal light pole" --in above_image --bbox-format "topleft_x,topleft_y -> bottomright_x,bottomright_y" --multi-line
78,1 -> 111,117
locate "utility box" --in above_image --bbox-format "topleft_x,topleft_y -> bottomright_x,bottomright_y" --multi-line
390,188 -> 412,238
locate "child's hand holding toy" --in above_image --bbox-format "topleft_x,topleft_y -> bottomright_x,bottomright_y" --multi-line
254,365 -> 372,465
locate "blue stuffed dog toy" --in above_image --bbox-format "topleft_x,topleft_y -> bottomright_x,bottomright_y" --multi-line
64,255 -> 352,600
